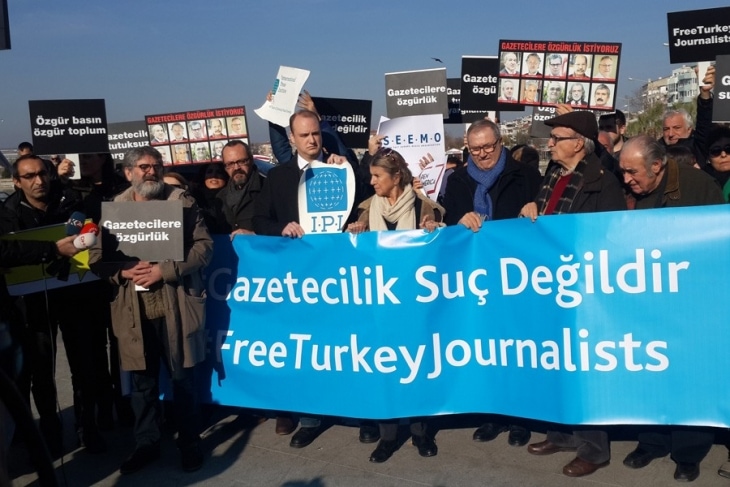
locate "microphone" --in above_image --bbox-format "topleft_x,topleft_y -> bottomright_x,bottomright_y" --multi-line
73,223 -> 99,250
65,211 -> 86,236
47,215 -> 94,280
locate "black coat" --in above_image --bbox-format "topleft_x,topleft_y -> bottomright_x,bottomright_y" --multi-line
442,155 -> 542,225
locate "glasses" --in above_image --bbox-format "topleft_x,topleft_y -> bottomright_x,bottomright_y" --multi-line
709,144 -> 730,157
599,64 -> 613,68
469,138 -> 501,155
224,158 -> 252,169
549,134 -> 581,143
17,170 -> 48,181
550,63 -> 562,67
135,163 -> 163,173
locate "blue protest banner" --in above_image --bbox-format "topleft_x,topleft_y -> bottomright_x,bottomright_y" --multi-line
204,205 -> 730,426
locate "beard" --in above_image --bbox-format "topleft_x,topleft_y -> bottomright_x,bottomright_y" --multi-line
231,171 -> 249,188
133,178 -> 165,199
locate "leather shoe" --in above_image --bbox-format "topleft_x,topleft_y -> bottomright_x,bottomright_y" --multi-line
527,440 -> 576,456
180,444 -> 204,472
674,462 -> 700,482
718,453 -> 730,479
79,428 -> 107,454
289,426 -> 323,448
359,423 -> 380,444
412,435 -> 438,457
472,423 -> 508,442
275,416 -> 296,435
623,447 -> 661,469
119,444 -> 161,475
369,439 -> 398,463
507,426 -> 531,447
563,457 -> 609,477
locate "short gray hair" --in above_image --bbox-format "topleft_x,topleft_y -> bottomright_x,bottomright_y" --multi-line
663,109 -> 693,129
467,119 -> 501,140
582,137 -> 595,155
123,146 -> 163,169
623,135 -> 667,170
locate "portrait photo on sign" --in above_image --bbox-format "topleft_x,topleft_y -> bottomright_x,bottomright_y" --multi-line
172,143 -> 190,164
590,82 -> 614,110
498,79 -> 518,103
227,116 -> 247,137
565,82 -> 590,107
520,79 -> 542,105
149,124 -> 168,145
168,122 -> 188,142
568,54 -> 592,80
544,53 -> 567,79
499,52 -> 521,77
207,118 -> 227,139
192,142 -> 211,163
157,145 -> 172,165
188,120 -> 208,141
522,52 -> 543,77
542,81 -> 565,106
593,55 -> 617,81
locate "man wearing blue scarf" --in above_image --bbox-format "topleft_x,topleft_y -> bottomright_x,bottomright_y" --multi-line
441,119 -> 541,446
442,119 -> 541,230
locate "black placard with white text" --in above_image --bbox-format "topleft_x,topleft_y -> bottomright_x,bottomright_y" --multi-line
667,7 -> 730,64
445,78 -> 462,124
29,99 -> 109,154
712,55 -> 730,123
311,97 -> 372,148
107,121 -> 149,162
460,56 -> 508,118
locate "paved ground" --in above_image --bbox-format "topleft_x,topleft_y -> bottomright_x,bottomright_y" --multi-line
8,341 -> 730,487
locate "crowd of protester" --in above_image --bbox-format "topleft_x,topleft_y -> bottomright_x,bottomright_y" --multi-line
1,66 -> 730,484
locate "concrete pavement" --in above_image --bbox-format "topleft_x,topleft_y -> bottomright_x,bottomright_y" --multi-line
9,340 -> 730,486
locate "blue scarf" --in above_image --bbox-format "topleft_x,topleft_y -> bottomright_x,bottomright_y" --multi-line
466,148 -> 507,220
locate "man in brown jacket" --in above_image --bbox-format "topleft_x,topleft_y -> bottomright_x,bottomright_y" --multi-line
89,146 -> 213,475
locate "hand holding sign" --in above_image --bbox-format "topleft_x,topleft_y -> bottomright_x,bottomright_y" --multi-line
699,64 -> 715,99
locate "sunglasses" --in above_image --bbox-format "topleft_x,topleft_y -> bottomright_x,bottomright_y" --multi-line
709,144 -> 730,158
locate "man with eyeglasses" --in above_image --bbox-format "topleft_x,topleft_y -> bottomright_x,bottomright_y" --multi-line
0,155 -> 85,457
593,56 -> 615,80
88,146 -> 212,475
441,119 -> 540,445
228,117 -> 246,137
618,135 -> 721,482
216,140 -> 264,236
545,54 -> 566,78
520,112 -> 625,477
544,81 -> 564,105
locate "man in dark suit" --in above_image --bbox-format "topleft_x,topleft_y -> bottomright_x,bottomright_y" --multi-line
254,108 -> 376,448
